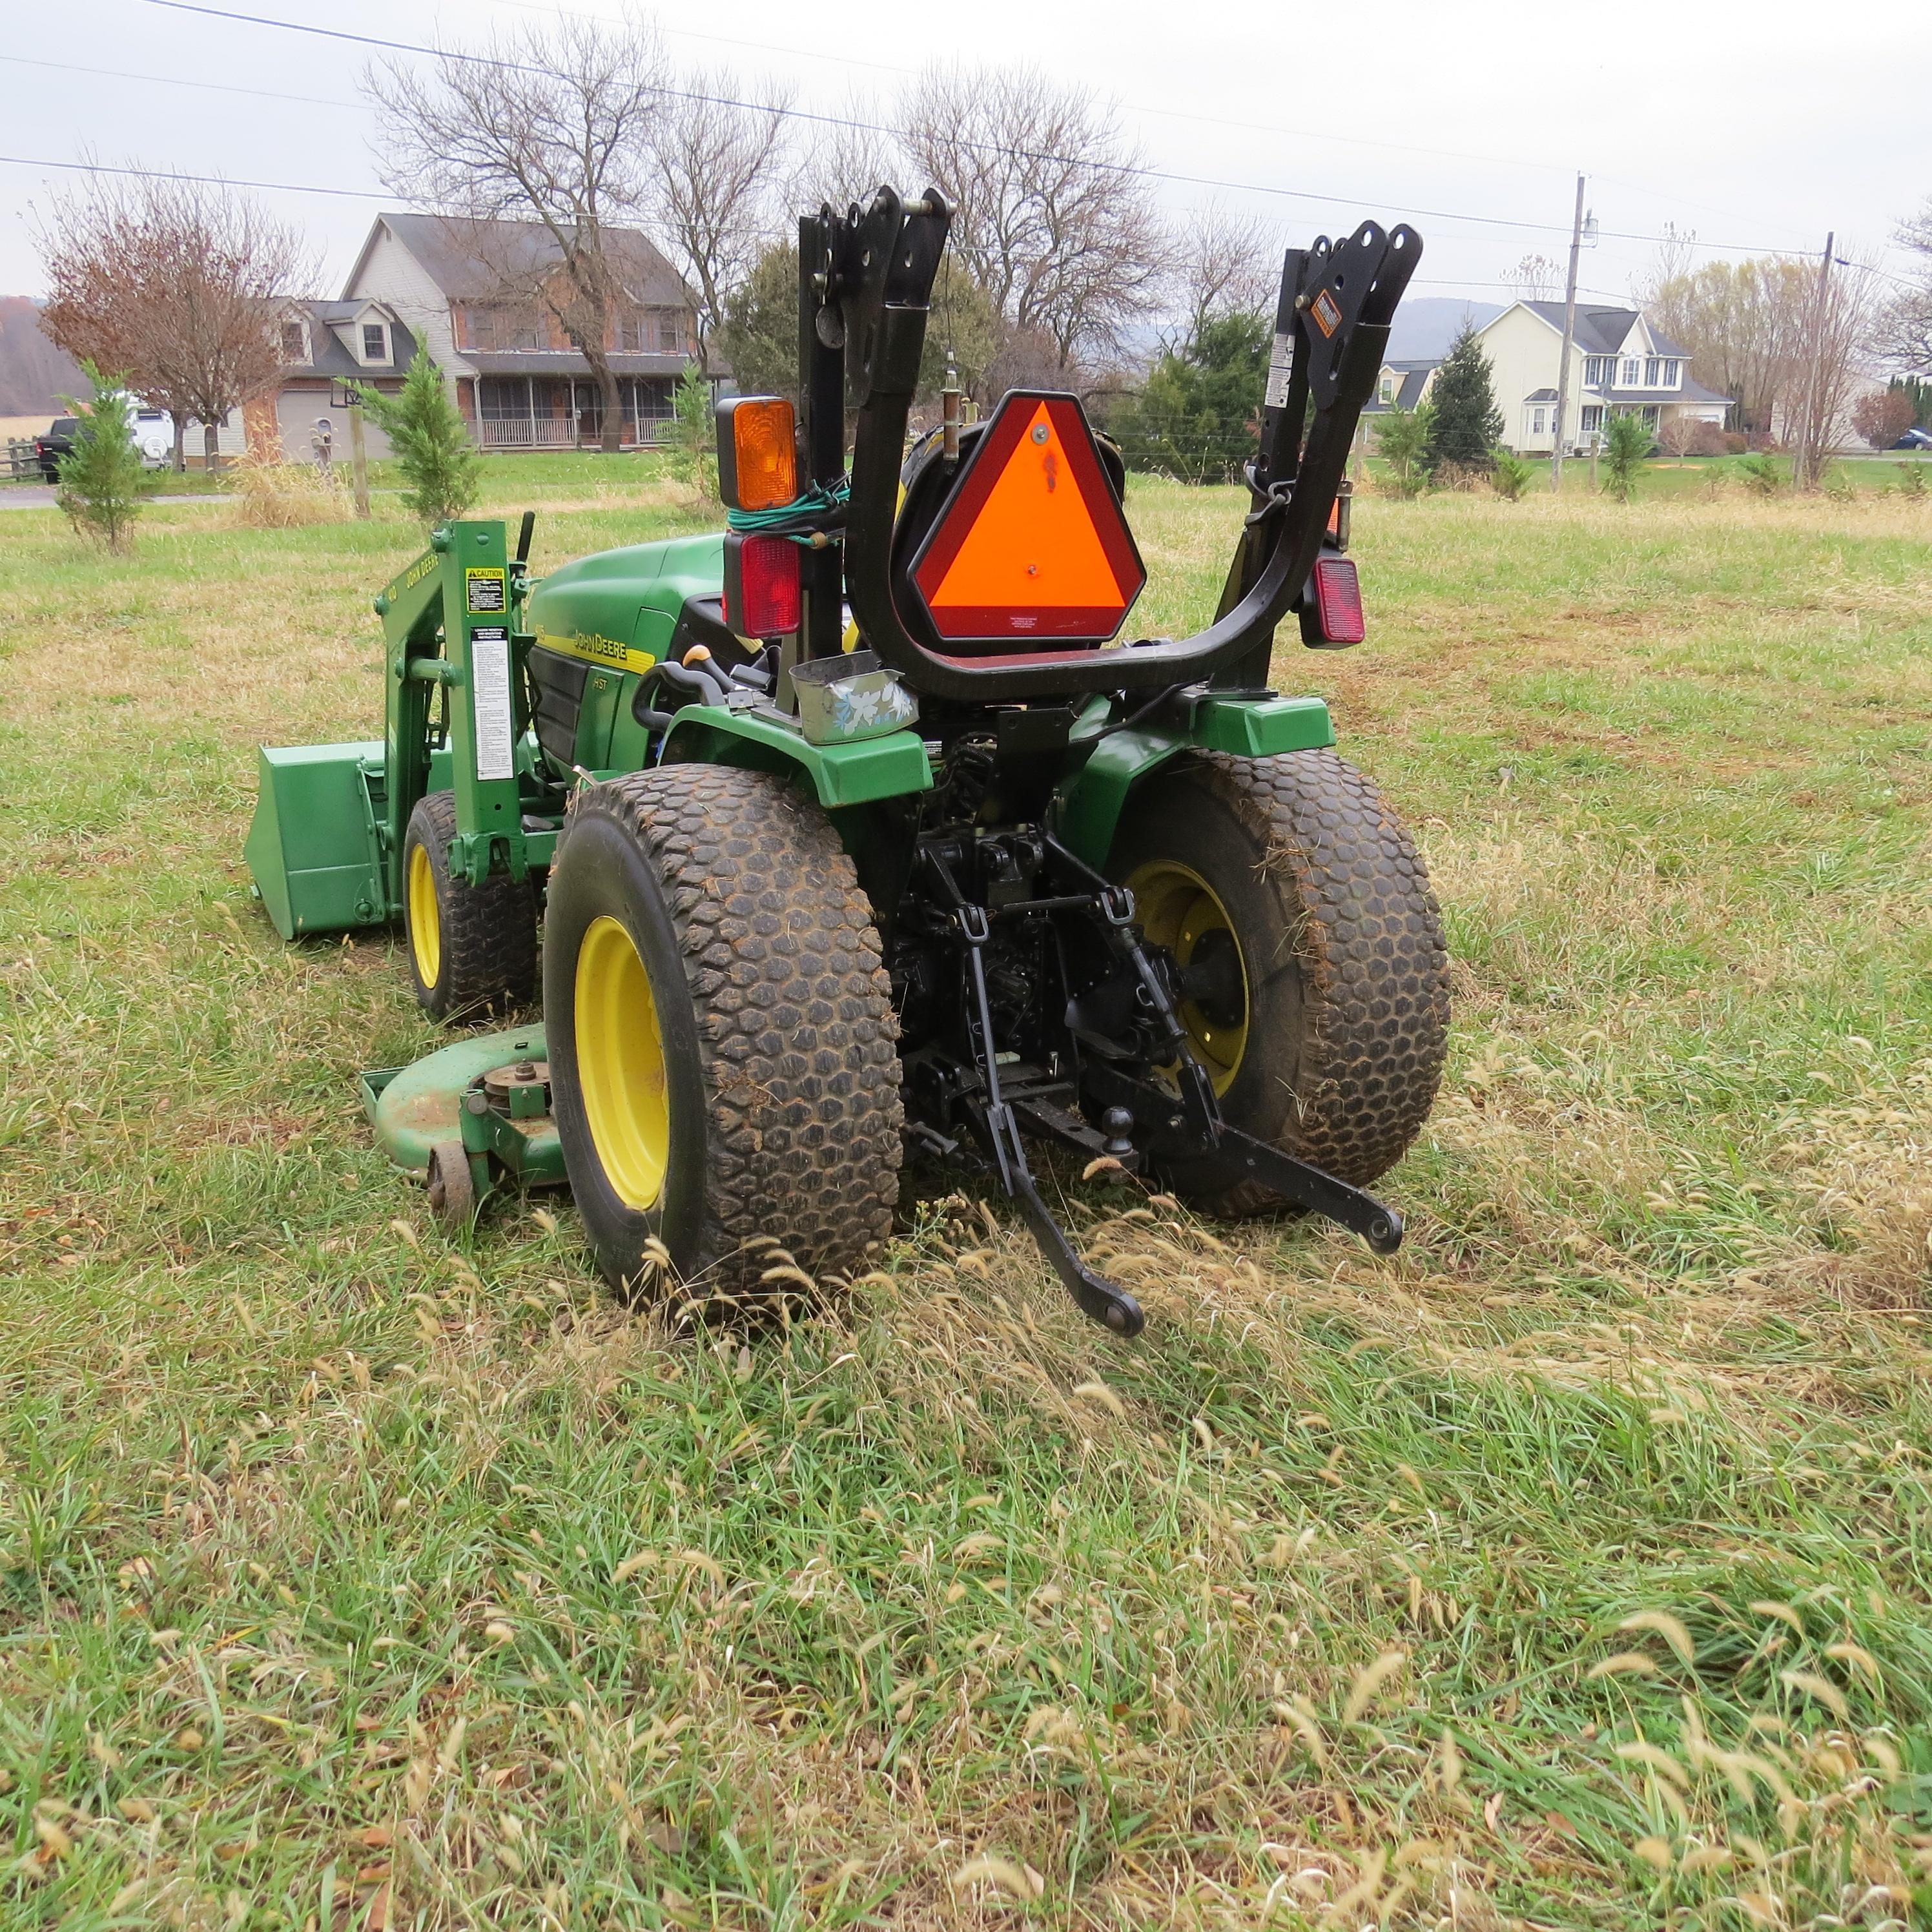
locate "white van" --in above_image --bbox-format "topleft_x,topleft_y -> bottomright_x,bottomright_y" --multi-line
130,407 -> 175,467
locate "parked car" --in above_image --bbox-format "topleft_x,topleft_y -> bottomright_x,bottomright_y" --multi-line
1892,427 -> 1932,450
34,418 -> 78,482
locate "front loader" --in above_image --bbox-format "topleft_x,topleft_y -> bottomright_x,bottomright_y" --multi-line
245,189 -> 1450,1338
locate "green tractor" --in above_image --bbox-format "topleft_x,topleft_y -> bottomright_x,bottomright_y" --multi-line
245,189 -> 1448,1338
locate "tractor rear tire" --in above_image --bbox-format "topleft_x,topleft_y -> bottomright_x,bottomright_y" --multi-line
544,766 -> 903,1317
1109,748 -> 1450,1217
402,790 -> 538,1023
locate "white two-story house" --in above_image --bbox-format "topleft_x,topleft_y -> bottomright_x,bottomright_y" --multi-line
1472,302 -> 1731,454
1364,302 -> 1733,455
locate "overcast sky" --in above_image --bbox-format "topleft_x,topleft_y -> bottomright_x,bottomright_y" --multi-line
2,0 -> 1923,324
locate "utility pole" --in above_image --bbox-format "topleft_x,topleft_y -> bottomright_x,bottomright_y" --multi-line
1550,174 -> 1587,494
1795,231 -> 1834,492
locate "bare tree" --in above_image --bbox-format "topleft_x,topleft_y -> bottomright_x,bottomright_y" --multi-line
1171,204 -> 1276,349
650,75 -> 790,342
1657,413 -> 1701,458
1852,385 -> 1915,449
1878,194 -> 1932,372
37,172 -> 310,469
899,65 -> 1173,367
1630,223 -> 1698,308
1645,256 -> 1816,440
1510,253 -> 1562,302
366,17 -> 665,453
1789,252 -> 1882,489
787,96 -> 900,220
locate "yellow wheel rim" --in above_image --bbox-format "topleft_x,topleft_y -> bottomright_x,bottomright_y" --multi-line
407,842 -> 441,988
575,915 -> 670,1211
1124,860 -> 1249,1094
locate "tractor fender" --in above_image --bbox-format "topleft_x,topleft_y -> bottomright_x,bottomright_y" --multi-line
656,704 -> 932,810
1051,694 -> 1336,870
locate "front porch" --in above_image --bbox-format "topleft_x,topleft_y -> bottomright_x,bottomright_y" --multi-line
467,375 -> 678,451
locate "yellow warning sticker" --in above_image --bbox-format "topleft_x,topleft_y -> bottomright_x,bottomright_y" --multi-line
465,567 -> 508,615
1310,289 -> 1342,338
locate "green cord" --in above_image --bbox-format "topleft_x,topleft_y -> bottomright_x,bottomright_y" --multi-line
725,476 -> 850,543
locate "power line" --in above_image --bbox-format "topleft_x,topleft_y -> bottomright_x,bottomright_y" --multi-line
0,153 -> 390,201
144,0 -> 1788,254
0,52 -> 360,111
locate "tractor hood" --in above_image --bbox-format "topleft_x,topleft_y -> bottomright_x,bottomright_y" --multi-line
525,532 -> 724,674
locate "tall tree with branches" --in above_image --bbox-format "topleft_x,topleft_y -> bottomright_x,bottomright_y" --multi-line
649,76 -> 790,343
366,17 -> 665,453
899,65 -> 1172,367
1880,194 -> 1932,373
1787,252 -> 1881,490
38,173 -> 309,470
1645,256 -> 1815,440
1170,204 -> 1275,353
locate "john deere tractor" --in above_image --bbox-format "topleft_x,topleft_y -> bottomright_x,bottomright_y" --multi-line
245,190 -> 1449,1337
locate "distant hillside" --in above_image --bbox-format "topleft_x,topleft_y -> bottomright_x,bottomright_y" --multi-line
0,300 -> 84,415
1384,296 -> 1505,362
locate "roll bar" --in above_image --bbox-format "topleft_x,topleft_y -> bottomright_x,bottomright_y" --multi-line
807,187 -> 1421,703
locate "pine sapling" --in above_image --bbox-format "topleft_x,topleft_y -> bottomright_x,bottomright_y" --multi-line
54,362 -> 146,552
1601,413 -> 1652,503
666,362 -> 716,499
356,350 -> 480,526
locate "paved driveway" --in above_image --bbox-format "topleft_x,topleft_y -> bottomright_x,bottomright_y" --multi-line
0,485 -> 232,509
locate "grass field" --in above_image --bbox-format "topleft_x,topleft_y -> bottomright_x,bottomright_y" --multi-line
3,464 -> 1931,1929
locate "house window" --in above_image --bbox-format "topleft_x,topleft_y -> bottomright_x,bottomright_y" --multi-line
281,320 -> 307,362
362,322 -> 387,362
657,310 -> 684,353
1379,376 -> 1393,403
469,306 -> 544,353
1531,407 -> 1546,435
1585,356 -> 1611,387
1644,356 -> 1660,385
1622,358 -> 1641,385
1663,359 -> 1680,386
1580,405 -> 1603,432
1643,406 -> 1660,427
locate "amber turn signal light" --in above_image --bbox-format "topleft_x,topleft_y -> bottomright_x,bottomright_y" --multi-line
716,396 -> 797,512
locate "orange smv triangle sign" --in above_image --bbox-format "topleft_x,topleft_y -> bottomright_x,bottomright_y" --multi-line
910,391 -> 1145,646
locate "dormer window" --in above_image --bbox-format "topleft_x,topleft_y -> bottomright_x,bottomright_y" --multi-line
1584,355 -> 1612,387
1662,359 -> 1680,386
1622,357 -> 1640,385
362,322 -> 389,363
281,320 -> 307,362
1379,375 -> 1394,402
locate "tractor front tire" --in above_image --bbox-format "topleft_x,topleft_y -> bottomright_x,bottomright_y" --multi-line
1110,748 -> 1450,1217
402,791 -> 538,1023
544,766 -> 903,1317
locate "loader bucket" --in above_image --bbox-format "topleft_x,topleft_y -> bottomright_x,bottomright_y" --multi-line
244,741 -> 390,939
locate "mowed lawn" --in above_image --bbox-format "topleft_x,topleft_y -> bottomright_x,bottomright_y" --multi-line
2,462 -> 1930,1929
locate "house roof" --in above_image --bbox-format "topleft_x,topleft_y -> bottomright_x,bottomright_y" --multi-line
1364,364 -> 1435,412
1514,299 -> 1690,362
355,212 -> 695,309
1522,386 -> 1559,402
282,300 -> 416,378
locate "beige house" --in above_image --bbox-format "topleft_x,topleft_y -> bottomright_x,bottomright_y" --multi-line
1474,302 -> 1731,455
340,213 -> 722,449
1364,302 -> 1732,455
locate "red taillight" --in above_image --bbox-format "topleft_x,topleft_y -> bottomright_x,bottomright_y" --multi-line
721,533 -> 801,638
1311,553 -> 1365,645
